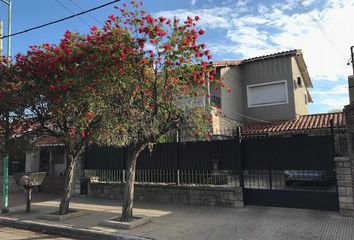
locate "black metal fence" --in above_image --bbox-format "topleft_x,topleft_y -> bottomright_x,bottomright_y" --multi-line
85,139 -> 242,171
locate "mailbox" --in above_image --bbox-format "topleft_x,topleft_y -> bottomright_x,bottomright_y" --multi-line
14,172 -> 47,213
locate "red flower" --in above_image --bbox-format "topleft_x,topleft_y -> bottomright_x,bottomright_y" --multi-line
108,14 -> 116,21
195,16 -> 200,21
90,26 -> 98,33
81,131 -> 85,138
138,39 -> 146,49
11,83 -> 17,91
198,29 -> 205,35
49,85 -> 56,91
146,15 -> 154,24
159,16 -> 166,23
86,112 -> 94,120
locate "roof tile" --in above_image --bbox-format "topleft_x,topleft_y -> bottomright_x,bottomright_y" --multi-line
241,112 -> 345,135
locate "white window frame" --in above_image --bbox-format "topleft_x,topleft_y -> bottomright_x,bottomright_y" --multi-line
247,80 -> 289,108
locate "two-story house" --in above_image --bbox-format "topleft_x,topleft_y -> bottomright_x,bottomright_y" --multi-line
210,49 -> 313,135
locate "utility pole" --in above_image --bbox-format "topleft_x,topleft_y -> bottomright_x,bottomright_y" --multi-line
1,0 -> 12,215
351,46 -> 354,75
0,21 -> 3,55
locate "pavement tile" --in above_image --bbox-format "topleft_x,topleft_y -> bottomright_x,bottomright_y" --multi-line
1,193 -> 354,240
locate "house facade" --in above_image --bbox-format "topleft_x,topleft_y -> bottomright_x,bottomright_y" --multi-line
211,49 -> 313,134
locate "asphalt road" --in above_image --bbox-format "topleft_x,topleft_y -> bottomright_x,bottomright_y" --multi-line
0,226 -> 75,240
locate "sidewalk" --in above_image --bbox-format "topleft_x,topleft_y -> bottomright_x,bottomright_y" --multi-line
1,194 -> 354,240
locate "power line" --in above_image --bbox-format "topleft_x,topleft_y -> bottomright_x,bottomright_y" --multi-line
55,0 -> 91,27
297,0 -> 349,63
69,0 -> 104,25
0,0 -> 120,39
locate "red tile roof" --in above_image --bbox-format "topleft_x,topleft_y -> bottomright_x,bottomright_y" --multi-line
212,50 -> 300,67
212,60 -> 242,67
242,49 -> 300,63
33,136 -> 64,146
241,112 -> 345,135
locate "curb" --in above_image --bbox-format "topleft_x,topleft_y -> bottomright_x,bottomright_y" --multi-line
0,216 -> 156,240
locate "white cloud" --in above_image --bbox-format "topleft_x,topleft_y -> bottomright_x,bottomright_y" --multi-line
191,0 -> 197,6
310,84 -> 348,95
154,7 -> 234,29
319,96 -> 349,109
153,0 -> 354,111
162,1 -> 353,80
310,84 -> 349,109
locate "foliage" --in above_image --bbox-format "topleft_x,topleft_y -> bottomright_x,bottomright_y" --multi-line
4,0 -> 227,217
95,1 -> 225,147
7,10 -> 137,215
0,58 -> 32,155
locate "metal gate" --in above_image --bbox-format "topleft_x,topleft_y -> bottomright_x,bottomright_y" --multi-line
241,135 -> 339,211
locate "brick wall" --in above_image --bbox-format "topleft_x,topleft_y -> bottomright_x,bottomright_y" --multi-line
335,157 -> 354,216
339,94 -> 354,216
88,182 -> 244,208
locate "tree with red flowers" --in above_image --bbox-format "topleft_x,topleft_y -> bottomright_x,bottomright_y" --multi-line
11,0 -> 226,219
0,59 -> 32,160
94,1 -> 223,222
12,24 -> 133,215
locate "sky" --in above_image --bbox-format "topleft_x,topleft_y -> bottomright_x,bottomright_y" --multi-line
0,0 -> 353,114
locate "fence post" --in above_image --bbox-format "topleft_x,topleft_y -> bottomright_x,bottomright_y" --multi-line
176,140 -> 180,185
237,126 -> 244,188
177,170 -> 180,185
123,170 -> 126,183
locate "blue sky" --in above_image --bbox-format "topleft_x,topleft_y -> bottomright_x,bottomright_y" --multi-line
0,0 -> 353,114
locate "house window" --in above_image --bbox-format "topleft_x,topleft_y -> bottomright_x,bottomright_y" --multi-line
297,77 -> 302,87
304,93 -> 308,105
247,80 -> 288,108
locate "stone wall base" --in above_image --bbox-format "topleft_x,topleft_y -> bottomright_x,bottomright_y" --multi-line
88,182 -> 244,208
340,209 -> 354,217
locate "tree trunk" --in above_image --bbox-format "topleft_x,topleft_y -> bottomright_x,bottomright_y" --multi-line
120,143 -> 146,222
59,153 -> 77,215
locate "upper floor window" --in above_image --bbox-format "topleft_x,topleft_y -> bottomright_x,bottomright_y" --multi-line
247,80 -> 288,108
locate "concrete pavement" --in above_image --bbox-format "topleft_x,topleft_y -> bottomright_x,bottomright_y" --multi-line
0,193 -> 354,239
0,226 -> 75,240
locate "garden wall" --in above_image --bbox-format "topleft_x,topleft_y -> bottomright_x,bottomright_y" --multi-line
88,182 -> 244,208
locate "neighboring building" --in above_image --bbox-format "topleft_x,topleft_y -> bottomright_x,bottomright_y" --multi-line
211,49 -> 313,134
0,135 -> 67,194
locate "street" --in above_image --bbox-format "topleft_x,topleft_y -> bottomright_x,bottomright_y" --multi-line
0,226 -> 75,240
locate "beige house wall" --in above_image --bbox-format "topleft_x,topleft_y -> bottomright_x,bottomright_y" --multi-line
291,56 -> 309,116
219,66 -> 244,123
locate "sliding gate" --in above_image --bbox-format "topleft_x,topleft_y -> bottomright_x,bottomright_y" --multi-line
241,135 -> 339,211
